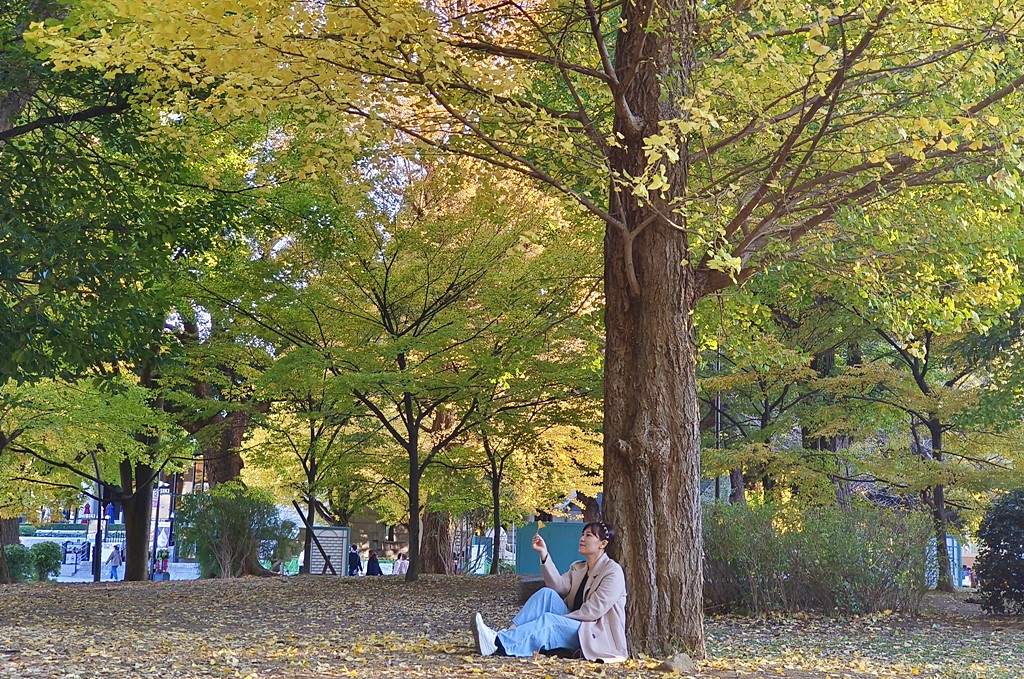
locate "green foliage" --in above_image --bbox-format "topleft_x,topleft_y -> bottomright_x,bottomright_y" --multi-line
30,541 -> 61,582
976,488 -> 1024,615
704,503 -> 930,615
18,524 -> 35,536
2,544 -> 33,583
177,482 -> 296,578
0,377 -> 191,523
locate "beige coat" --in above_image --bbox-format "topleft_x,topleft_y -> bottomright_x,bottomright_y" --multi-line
541,552 -> 628,662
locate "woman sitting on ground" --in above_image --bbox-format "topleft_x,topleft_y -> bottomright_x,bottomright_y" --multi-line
471,521 -> 627,663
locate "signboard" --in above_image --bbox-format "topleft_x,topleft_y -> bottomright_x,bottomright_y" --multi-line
310,526 -> 350,575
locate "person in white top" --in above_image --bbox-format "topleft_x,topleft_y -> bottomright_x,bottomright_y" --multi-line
392,552 -> 409,576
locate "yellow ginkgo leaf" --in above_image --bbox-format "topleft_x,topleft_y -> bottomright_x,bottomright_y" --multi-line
807,39 -> 830,56
536,520 -> 546,530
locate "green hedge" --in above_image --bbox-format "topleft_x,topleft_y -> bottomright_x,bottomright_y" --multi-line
3,542 -> 65,582
3,545 -> 34,583
704,503 -> 931,615
976,488 -> 1024,615
177,482 -> 298,578
31,542 -> 63,581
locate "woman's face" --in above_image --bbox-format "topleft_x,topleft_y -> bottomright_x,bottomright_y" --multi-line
578,527 -> 608,557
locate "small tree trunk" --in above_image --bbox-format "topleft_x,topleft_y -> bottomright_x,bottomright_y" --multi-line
490,469 -> 502,575
932,484 -> 954,591
728,467 -> 746,505
927,421 -> 955,592
833,437 -> 853,509
92,515 -> 103,582
303,496 -> 316,574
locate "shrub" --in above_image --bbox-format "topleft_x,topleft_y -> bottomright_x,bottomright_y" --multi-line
3,544 -> 34,583
18,524 -> 36,537
704,503 -> 930,615
177,482 -> 297,578
30,542 -> 63,582
976,488 -> 1024,615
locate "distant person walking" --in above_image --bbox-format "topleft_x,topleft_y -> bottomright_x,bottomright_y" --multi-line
348,545 -> 363,576
105,544 -> 123,580
367,550 -> 384,576
392,553 -> 409,576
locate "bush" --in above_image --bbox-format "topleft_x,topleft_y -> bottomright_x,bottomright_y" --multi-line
3,544 -> 34,583
177,482 -> 297,578
30,542 -> 63,582
976,488 -> 1024,615
18,524 -> 36,537
704,503 -> 930,615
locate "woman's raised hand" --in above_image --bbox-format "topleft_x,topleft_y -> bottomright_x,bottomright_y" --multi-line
531,533 -> 548,559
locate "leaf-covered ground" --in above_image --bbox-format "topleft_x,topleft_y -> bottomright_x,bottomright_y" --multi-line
0,575 -> 1020,678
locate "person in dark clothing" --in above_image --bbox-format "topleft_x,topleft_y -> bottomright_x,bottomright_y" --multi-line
366,550 -> 384,576
348,544 -> 363,576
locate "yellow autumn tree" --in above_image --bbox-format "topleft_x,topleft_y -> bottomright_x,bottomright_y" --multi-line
28,0 -> 1024,656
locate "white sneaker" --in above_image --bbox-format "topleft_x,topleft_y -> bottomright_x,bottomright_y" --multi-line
471,611 -> 497,656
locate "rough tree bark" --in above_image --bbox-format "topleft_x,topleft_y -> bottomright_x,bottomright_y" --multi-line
803,349 -> 853,507
418,510 -> 454,575
728,467 -> 746,505
602,0 -> 706,658
485,436 -> 503,575
927,420 -> 955,592
0,518 -> 19,583
119,360 -> 160,581
576,492 -> 603,523
120,462 -> 154,581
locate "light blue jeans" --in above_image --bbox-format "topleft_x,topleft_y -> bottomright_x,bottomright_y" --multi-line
110,566 -> 118,580
496,587 -> 582,657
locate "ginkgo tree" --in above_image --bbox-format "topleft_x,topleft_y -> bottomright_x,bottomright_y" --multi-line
0,376 -> 191,581
31,0 -> 1024,656
699,177 -> 1024,591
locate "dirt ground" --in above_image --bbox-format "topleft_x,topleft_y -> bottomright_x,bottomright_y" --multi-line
0,576 -> 1020,678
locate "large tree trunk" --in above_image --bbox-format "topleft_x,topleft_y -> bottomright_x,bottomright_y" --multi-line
203,408 -> 264,485
121,461 -> 154,581
603,0 -> 704,659
0,546 -> 9,584
603,247 -> 705,658
182,320 -> 268,487
122,360 -> 161,581
418,510 -> 453,575
0,518 -> 18,546
0,518 -> 19,584
0,1 -> 68,148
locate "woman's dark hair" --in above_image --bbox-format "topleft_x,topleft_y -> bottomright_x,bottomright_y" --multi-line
583,521 -> 615,546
